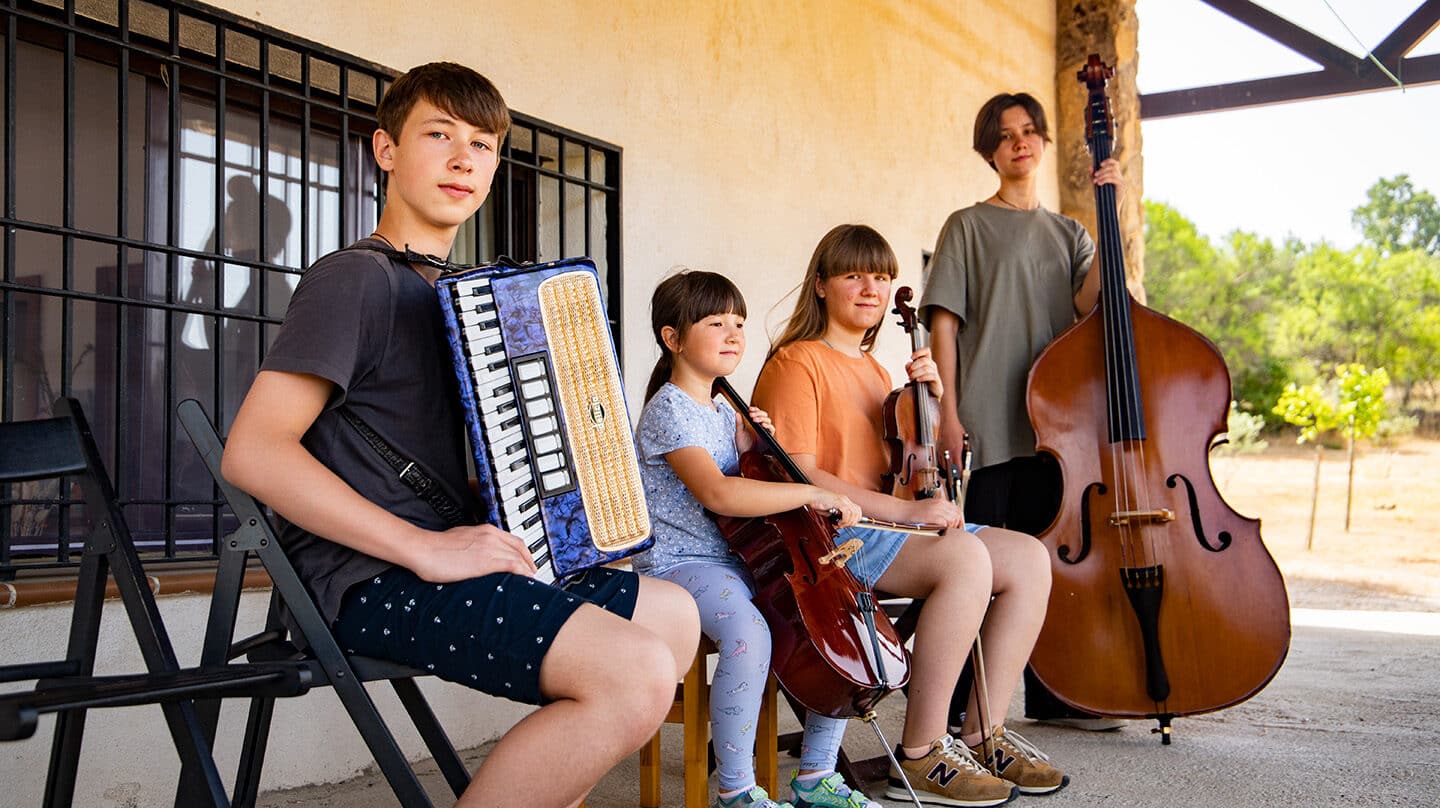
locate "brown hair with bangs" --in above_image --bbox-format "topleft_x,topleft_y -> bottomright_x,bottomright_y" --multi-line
769,224 -> 899,358
376,62 -> 511,185
645,269 -> 749,402
972,92 -> 1051,171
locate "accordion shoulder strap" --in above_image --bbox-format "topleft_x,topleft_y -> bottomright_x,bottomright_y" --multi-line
337,406 -> 471,528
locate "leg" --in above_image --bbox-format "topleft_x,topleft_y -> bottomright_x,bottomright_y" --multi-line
462,604 -> 677,807
657,564 -> 773,796
958,526 -> 1050,743
629,573 -> 703,683
874,531 -> 993,748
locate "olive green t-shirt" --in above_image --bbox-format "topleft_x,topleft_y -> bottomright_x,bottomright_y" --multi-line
919,202 -> 1095,469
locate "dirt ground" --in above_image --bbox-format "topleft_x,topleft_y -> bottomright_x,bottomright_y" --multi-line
1212,437 -> 1440,612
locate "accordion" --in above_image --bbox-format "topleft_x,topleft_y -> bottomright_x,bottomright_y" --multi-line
436,257 -> 652,583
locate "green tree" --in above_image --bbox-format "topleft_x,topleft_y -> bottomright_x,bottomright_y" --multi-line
1351,174 -> 1440,256
1143,201 -> 1289,416
1273,364 -> 1391,545
1273,379 -> 1342,550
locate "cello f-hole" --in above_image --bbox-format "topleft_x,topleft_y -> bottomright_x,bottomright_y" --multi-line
1166,473 -> 1232,552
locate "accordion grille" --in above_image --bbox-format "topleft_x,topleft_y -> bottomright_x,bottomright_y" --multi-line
538,272 -> 651,552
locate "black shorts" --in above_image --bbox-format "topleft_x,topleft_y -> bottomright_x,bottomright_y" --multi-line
332,566 -> 639,705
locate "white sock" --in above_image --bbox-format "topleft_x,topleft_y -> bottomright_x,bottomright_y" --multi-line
719,784 -> 754,801
795,770 -> 832,787
902,743 -> 932,760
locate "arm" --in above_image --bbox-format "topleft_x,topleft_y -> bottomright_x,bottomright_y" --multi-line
664,445 -> 861,528
927,308 -> 968,470
1074,255 -> 1101,316
223,369 -> 536,582
787,454 -> 963,529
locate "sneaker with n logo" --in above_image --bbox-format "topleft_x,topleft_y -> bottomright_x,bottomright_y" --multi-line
968,725 -> 1069,795
884,735 -> 1017,807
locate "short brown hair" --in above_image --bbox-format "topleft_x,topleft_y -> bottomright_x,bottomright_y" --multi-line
377,62 -> 511,144
973,92 -> 1050,171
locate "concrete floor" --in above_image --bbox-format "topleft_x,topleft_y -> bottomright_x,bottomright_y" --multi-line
257,608 -> 1440,808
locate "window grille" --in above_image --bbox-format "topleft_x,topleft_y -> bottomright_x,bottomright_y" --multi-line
1,0 -> 624,576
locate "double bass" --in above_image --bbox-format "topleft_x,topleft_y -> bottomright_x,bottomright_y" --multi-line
1024,55 -> 1290,743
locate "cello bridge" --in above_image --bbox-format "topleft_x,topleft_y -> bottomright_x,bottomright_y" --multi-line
819,538 -> 863,567
1109,508 -> 1175,526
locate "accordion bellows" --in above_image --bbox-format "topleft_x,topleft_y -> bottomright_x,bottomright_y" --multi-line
437,258 -> 652,583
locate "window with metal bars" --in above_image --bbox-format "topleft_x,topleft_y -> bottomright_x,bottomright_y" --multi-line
0,0 -> 624,577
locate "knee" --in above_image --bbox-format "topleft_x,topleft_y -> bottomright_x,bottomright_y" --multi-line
1009,530 -> 1052,596
626,636 -> 681,737
945,535 -> 994,592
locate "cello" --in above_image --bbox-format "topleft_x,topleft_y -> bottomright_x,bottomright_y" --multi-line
1024,55 -> 1290,743
708,378 -> 910,719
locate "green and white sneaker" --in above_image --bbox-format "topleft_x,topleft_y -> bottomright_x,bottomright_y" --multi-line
717,785 -> 794,808
790,771 -> 882,808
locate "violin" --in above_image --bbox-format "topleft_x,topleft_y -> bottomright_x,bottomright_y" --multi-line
1024,55 -> 1291,743
882,286 -> 965,503
708,378 -> 910,718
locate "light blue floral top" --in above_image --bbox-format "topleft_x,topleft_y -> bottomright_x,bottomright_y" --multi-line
631,382 -> 742,575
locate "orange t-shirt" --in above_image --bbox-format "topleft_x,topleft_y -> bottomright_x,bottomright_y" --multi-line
752,340 -> 894,492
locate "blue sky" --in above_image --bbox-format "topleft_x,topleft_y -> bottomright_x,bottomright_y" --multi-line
1136,0 -> 1440,248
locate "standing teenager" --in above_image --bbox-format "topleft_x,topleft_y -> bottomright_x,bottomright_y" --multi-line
920,92 -> 1125,730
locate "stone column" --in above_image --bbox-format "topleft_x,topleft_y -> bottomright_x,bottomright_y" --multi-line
1056,0 -> 1145,298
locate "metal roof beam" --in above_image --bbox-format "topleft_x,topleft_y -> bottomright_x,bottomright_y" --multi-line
1373,0 -> 1440,65
1197,0 -> 1361,73
1140,52 -> 1440,119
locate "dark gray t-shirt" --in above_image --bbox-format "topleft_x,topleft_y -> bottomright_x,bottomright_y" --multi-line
261,239 -> 475,623
919,203 -> 1094,469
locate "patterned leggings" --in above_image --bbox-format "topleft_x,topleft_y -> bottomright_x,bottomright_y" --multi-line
656,561 -> 787,792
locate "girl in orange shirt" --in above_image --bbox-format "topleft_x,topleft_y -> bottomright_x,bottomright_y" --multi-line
754,224 -> 1068,807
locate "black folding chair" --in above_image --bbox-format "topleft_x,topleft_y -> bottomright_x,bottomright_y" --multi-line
176,399 -> 470,808
0,397 -> 309,808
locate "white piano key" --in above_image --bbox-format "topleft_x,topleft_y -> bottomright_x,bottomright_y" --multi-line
527,415 -> 557,435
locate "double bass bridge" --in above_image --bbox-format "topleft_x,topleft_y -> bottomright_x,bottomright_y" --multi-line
1109,508 -> 1175,527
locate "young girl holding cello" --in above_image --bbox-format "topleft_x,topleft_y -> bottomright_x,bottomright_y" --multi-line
633,270 -> 864,808
753,224 -> 1069,806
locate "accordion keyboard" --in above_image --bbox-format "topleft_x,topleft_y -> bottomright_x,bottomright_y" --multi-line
438,258 -> 651,583
452,275 -> 571,578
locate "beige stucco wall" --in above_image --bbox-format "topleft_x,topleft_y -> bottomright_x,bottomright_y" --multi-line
3,1 -> 1061,804
215,0 -> 1061,396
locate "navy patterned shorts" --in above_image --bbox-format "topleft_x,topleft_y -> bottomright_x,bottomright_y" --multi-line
332,566 -> 639,705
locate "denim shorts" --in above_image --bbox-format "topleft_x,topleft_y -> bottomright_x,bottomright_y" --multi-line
332,566 -> 638,705
838,522 -> 985,588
